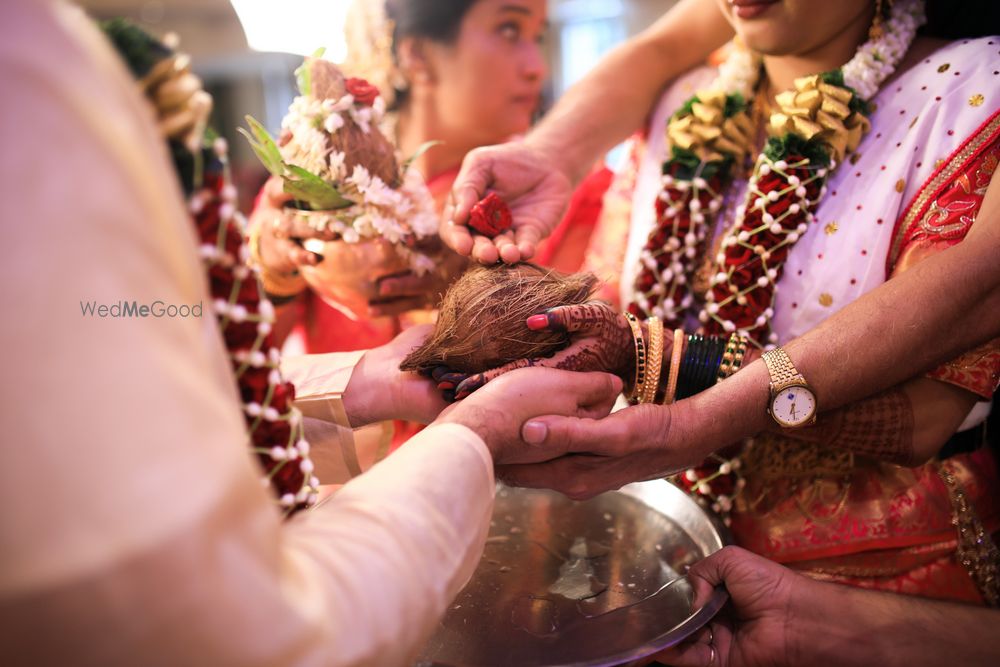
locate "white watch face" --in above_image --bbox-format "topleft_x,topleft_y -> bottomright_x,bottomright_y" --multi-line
770,385 -> 816,427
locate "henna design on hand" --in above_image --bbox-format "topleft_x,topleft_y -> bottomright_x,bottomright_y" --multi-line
448,301 -> 638,400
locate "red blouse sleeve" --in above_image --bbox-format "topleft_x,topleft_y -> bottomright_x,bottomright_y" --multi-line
890,127 -> 1000,399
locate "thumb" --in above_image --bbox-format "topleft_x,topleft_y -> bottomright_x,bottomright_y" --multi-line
520,411 -> 624,454
264,175 -> 292,205
447,156 -> 494,227
687,546 -> 748,611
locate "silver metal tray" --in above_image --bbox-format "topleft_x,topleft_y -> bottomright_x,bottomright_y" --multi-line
416,480 -> 730,667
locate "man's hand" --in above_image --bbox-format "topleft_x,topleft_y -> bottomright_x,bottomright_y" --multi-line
494,403 -> 706,499
436,367 -> 622,464
343,325 -> 449,427
653,547 -> 805,667
441,142 -> 572,265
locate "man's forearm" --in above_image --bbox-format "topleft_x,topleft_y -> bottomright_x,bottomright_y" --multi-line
528,0 -> 732,183
792,577 -> 1000,666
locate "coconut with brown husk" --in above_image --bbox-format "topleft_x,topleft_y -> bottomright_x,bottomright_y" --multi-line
401,263 -> 599,375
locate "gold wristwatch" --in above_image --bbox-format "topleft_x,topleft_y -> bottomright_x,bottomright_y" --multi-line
761,348 -> 817,428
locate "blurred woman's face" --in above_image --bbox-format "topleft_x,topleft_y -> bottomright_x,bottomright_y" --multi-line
427,0 -> 547,145
715,0 -> 874,58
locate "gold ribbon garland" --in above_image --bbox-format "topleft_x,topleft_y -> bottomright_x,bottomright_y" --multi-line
770,75 -> 870,163
140,41 -> 213,153
666,89 -> 756,164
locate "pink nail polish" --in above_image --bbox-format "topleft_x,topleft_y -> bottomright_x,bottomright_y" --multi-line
526,314 -> 549,331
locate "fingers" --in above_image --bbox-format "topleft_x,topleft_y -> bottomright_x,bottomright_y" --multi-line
263,175 -> 292,206
454,358 -> 539,399
447,166 -> 492,227
686,546 -> 774,612
497,454 -> 608,499
519,414 -> 609,450
519,404 -> 667,457
492,232 -> 521,264
652,638 -> 718,667
281,214 -> 340,241
287,240 -> 322,266
456,230 -> 522,266
452,341 -> 617,399
154,71 -> 201,109
441,219 -> 475,257
527,301 -> 618,334
514,224 -> 542,260
471,234 -> 501,265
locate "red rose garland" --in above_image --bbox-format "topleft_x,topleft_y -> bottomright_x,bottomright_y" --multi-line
701,152 -> 827,343
193,142 -> 319,516
101,21 -> 320,516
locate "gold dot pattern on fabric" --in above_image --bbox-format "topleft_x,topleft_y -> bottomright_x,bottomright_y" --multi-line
938,63 -> 951,73
825,222 -> 839,235
819,293 -> 834,307
969,94 -> 985,107
895,179 -> 906,192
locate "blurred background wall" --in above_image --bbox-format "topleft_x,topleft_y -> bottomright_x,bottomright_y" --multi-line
79,0 -> 678,209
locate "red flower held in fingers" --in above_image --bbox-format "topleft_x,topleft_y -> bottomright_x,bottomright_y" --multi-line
468,192 -> 513,237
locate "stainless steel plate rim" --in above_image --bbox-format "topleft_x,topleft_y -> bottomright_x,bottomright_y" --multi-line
417,479 -> 731,667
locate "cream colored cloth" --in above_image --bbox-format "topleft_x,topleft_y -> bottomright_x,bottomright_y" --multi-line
282,350 -> 393,483
0,2 -> 494,665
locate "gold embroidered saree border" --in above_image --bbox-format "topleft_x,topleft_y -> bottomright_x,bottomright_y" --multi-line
888,109 -> 1000,271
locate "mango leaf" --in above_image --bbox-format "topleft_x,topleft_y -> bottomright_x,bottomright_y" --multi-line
238,115 -> 284,177
401,140 -> 443,174
283,165 -> 353,210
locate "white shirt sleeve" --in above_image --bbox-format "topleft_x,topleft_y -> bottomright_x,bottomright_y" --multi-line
0,3 -> 494,665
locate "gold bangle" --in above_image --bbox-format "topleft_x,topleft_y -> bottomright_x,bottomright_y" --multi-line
718,335 -> 750,380
729,336 -> 750,376
642,317 -> 664,404
624,312 -> 646,402
717,333 -> 739,381
663,328 -> 685,404
248,221 -> 307,297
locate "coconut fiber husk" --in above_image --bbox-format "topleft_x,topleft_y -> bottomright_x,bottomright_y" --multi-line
400,263 -> 598,374
304,57 -> 400,187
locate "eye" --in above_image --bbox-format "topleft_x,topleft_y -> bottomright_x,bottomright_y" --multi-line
498,21 -> 522,43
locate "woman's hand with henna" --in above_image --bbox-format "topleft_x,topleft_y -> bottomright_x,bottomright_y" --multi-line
446,300 -> 637,400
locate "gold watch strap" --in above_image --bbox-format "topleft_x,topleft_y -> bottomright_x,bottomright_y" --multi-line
761,347 -> 804,386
